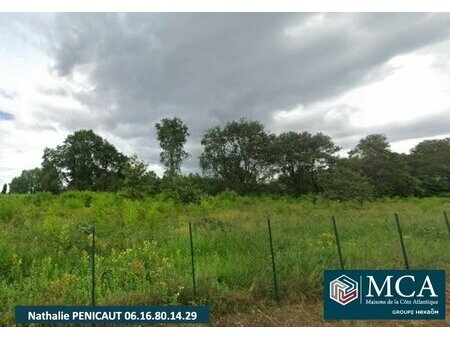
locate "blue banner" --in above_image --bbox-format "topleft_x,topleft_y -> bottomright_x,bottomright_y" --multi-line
324,270 -> 446,320
15,305 -> 210,324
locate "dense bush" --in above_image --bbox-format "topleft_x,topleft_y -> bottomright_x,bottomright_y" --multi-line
161,176 -> 203,204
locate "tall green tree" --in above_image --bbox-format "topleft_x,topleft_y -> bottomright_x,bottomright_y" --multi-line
42,129 -> 127,191
1,184 -> 7,194
275,131 -> 340,195
408,138 -> 450,196
39,161 -> 63,194
200,118 -> 275,193
9,168 -> 42,194
349,134 -> 417,197
318,160 -> 374,204
155,117 -> 189,178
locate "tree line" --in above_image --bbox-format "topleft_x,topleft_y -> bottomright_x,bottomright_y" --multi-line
4,117 -> 450,203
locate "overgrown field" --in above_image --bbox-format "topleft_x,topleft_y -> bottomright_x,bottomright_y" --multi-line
0,192 -> 449,326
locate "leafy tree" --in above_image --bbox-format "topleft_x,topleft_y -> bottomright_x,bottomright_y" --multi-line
349,134 -> 391,160
120,155 -> 160,199
40,162 -> 63,194
161,176 -> 202,204
349,134 -> 417,197
42,130 -> 127,191
9,168 -> 42,194
275,131 -> 340,195
155,117 -> 189,178
318,161 -> 374,204
200,118 -> 276,194
9,176 -> 27,194
408,138 -> 450,196
184,173 -> 227,196
1,184 -> 7,194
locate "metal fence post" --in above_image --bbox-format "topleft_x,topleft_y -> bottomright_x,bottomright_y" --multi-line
188,222 -> 197,302
267,218 -> 280,302
91,226 -> 96,307
331,216 -> 345,270
394,213 -> 409,270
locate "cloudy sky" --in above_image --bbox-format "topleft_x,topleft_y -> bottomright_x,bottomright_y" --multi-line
1,13 -> 450,184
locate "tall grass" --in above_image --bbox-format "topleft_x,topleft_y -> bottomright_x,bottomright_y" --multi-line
0,192 -> 449,325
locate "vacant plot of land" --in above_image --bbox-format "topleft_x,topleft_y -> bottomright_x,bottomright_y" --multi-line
0,192 -> 449,326
211,292 -> 450,326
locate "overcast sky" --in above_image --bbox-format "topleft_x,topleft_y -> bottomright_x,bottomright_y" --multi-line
1,13 -> 450,184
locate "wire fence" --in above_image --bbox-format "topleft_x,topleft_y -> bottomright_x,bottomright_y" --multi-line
83,211 -> 450,305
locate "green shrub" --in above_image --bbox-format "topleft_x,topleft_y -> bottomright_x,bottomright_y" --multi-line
162,176 -> 203,204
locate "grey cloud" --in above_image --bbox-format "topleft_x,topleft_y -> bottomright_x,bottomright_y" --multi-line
376,110 -> 450,143
276,104 -> 450,151
14,118 -> 57,132
37,86 -> 70,97
10,13 -> 450,170
45,14 -> 450,126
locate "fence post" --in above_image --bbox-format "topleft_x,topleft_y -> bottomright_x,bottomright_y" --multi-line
267,218 -> 280,302
331,216 -> 345,270
394,213 -> 409,270
188,222 -> 197,303
91,226 -> 96,307
443,211 -> 450,239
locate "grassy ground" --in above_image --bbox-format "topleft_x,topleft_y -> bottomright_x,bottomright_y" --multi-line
211,291 -> 450,326
0,191 -> 449,326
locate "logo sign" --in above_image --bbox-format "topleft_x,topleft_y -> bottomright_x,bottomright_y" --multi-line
330,275 -> 359,305
324,270 -> 445,320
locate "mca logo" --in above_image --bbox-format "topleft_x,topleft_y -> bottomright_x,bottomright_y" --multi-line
330,275 -> 358,305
